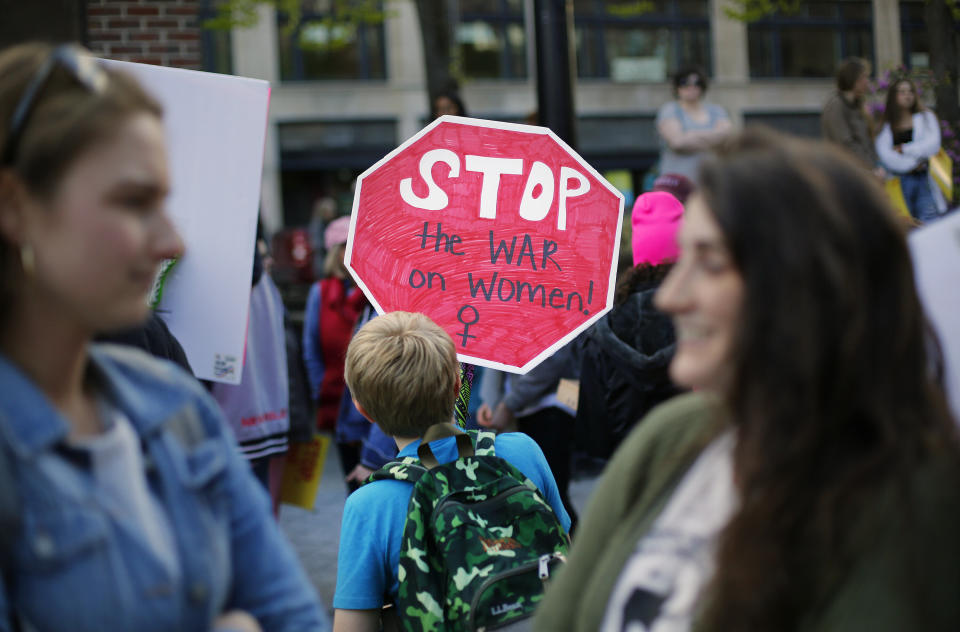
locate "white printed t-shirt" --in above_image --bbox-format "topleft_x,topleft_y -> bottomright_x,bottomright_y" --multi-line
601,431 -> 737,632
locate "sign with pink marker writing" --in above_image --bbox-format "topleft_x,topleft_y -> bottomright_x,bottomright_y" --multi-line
346,116 -> 624,373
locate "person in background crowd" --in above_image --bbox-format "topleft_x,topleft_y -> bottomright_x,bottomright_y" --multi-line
210,245 -> 290,514
97,310 -> 192,375
285,314 -> 317,449
822,57 -> 885,180
478,341 -> 582,532
330,303 -> 401,494
0,42 -> 326,631
575,192 -> 683,461
651,172 -> 695,205
655,66 -> 731,184
431,91 -> 467,119
875,77 -> 947,223
332,312 -> 569,631
308,196 -> 337,280
302,216 -> 368,483
611,172 -> 694,278
535,128 -> 960,631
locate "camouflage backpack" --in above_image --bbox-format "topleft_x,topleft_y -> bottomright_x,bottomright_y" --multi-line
367,423 -> 569,631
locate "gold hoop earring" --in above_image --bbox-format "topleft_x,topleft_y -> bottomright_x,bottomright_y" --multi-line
20,243 -> 35,277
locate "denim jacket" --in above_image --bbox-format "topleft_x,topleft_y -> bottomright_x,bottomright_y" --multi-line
0,345 -> 328,631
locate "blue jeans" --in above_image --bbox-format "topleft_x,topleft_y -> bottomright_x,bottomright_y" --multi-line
900,172 -> 940,222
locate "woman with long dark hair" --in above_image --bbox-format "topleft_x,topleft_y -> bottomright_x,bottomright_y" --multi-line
875,77 -> 946,222
535,128 -> 960,631
0,43 -> 326,631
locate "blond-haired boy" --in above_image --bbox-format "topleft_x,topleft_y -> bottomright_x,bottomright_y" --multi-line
332,311 -> 570,632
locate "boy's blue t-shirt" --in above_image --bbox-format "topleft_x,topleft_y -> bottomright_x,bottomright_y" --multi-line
333,431 -> 571,610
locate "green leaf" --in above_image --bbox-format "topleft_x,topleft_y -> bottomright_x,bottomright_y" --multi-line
606,1 -> 655,17
723,0 -> 802,23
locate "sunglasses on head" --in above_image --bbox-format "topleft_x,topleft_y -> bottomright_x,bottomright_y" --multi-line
1,44 -> 108,167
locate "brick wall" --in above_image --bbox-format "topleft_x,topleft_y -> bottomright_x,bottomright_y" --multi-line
87,0 -> 203,69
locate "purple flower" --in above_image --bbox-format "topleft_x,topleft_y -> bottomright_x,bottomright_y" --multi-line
876,79 -> 890,91
944,126 -> 955,138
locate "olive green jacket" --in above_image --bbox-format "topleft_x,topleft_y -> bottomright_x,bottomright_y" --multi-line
534,393 -> 960,631
821,91 -> 878,168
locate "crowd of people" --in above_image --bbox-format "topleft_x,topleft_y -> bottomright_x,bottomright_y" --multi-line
822,56 -> 950,223
1,41 -> 958,632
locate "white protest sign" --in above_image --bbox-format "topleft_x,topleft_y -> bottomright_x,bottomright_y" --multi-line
101,59 -> 270,384
909,211 -> 960,422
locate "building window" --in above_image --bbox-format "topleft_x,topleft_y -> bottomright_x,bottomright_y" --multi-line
573,0 -> 711,82
748,1 -> 873,78
457,0 -> 528,79
899,1 -> 929,69
279,119 -> 397,226
200,0 -> 233,74
278,1 -> 386,81
742,111 -> 823,138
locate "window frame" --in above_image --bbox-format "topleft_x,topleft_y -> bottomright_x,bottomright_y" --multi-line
572,0 -> 712,80
457,0 -> 528,80
899,0 -> 927,69
746,1 -> 874,79
277,3 -> 388,82
200,0 -> 234,74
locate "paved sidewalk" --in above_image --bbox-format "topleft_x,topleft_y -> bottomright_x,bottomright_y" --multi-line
278,442 -> 601,617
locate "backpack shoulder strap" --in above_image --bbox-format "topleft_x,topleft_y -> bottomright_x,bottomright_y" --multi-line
473,429 -> 497,457
366,456 -> 427,485
418,423 -> 473,469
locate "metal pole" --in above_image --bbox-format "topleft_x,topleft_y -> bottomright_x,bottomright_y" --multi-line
532,0 -> 578,150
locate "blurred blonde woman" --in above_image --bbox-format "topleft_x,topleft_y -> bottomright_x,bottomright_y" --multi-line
0,43 -> 326,631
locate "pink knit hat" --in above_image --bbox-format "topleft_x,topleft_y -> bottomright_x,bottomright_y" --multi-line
631,191 -> 684,266
324,216 -> 351,250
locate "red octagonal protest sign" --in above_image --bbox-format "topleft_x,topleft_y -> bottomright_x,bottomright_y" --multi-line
346,115 -> 624,373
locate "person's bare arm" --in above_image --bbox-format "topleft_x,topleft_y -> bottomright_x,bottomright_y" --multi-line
333,609 -> 380,632
213,611 -> 261,632
478,401 -> 516,432
476,402 -> 494,427
710,116 -> 733,138
657,117 -> 715,152
345,464 -> 374,486
691,118 -> 732,147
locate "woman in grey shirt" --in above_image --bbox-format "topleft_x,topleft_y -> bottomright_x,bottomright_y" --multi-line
656,67 -> 731,184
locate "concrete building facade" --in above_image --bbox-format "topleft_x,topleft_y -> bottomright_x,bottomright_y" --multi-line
80,0 -> 932,232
